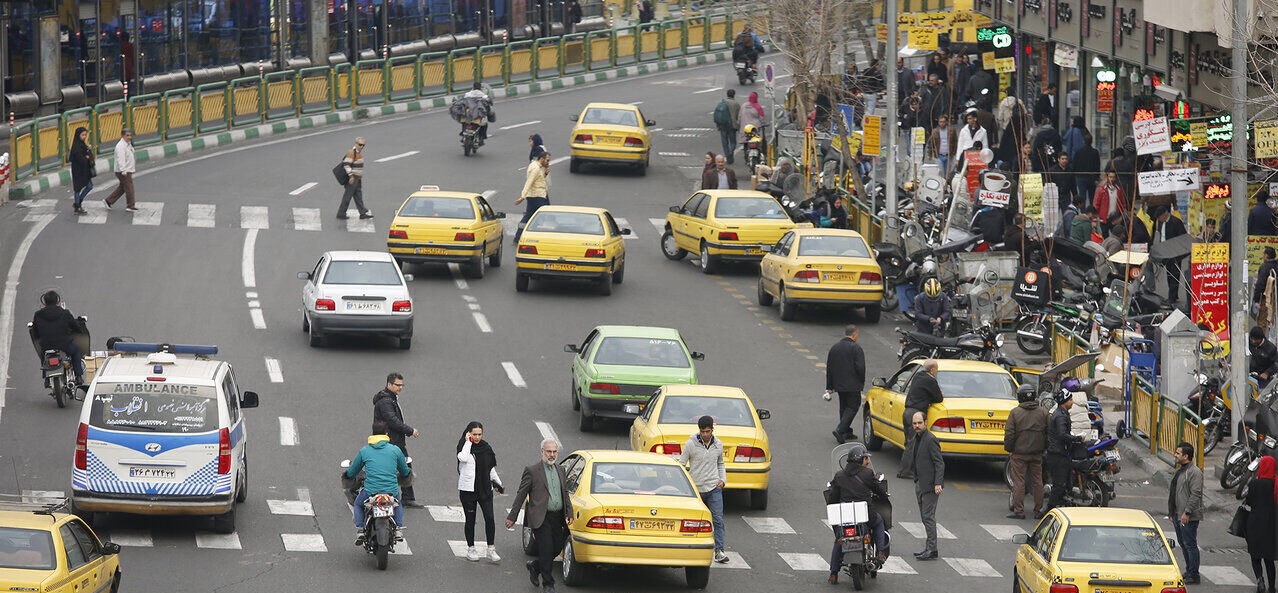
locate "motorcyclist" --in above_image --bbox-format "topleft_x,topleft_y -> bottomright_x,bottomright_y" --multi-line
731,25 -> 763,71
1044,389 -> 1079,512
826,442 -> 888,585
31,290 -> 85,385
1249,327 -> 1278,389
346,421 -> 411,544
912,278 -> 952,336
461,82 -> 494,144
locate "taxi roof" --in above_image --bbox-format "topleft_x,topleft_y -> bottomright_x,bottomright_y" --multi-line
324,250 -> 397,263
699,190 -> 777,199
581,102 -> 641,112
0,509 -> 68,530
406,190 -> 482,200
931,359 -> 1015,374
1054,507 -> 1157,527
660,384 -> 749,398
573,450 -> 684,465
99,356 -> 223,382
534,205 -> 610,215
592,325 -> 683,339
790,227 -> 869,240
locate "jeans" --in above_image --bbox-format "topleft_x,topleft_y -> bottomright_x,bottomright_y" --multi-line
937,154 -> 950,176
702,487 -> 725,552
73,179 -> 93,208
834,391 -> 862,438
719,129 -> 737,162
460,490 -> 496,546
829,513 -> 886,574
338,178 -> 368,216
1173,519 -> 1200,578
352,488 -> 405,528
514,197 -> 550,242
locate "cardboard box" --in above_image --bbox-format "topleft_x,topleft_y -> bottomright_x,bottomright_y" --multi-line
83,356 -> 108,383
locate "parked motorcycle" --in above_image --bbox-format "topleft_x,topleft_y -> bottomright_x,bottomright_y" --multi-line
897,316 -> 1008,367
1186,363 -> 1230,455
1219,380 -> 1274,496
26,311 -> 89,409
826,443 -> 892,591
340,459 -> 408,570
1008,437 -> 1119,509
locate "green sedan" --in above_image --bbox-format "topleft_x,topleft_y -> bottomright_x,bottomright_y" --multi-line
565,325 -> 704,431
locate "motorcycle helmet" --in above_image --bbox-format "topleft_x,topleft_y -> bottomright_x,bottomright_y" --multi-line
923,277 -> 943,298
844,442 -> 869,467
743,124 -> 757,136
1053,389 -> 1073,406
1017,384 -> 1036,403
1060,377 -> 1081,392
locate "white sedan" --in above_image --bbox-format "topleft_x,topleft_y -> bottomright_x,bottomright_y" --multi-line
298,251 -> 414,348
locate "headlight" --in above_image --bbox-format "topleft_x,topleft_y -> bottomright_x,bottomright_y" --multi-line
995,334 -> 1005,347
1266,436 -> 1277,449
1198,374 -> 1209,386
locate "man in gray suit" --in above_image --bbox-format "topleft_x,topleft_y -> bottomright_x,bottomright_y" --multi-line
910,410 -> 944,561
506,437 -> 574,593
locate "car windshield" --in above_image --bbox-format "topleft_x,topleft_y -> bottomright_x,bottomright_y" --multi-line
935,370 -> 1017,400
1056,525 -> 1173,565
581,108 -> 639,127
714,197 -> 788,219
658,395 -> 755,427
89,384 -> 218,432
0,527 -> 55,570
593,337 -> 690,368
323,260 -> 403,285
797,235 -> 872,257
591,462 -> 697,497
526,212 -> 605,235
400,197 -> 475,219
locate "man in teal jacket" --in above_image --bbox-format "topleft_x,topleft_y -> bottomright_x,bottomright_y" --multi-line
347,421 -> 412,538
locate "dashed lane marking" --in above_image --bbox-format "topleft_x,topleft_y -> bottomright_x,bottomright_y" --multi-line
265,357 -> 283,383
658,151 -> 692,157
289,182 -> 318,196
108,530 -> 154,547
242,229 -> 258,288
375,150 -> 420,162
535,421 -> 560,445
499,120 -> 542,130
187,204 -> 216,228
693,87 -> 724,94
131,202 -> 163,226
943,558 -> 1002,578
240,206 -> 269,229
267,488 -> 314,516
195,532 -> 243,550
279,416 -> 299,446
473,312 -> 493,333
250,309 -> 266,329
550,155 -> 571,166
777,552 -> 827,571
502,362 -> 527,388
742,517 -> 794,534
281,533 -> 327,552
627,101 -> 643,105
447,263 -> 470,291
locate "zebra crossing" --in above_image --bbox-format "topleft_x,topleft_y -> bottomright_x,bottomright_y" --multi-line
21,199 -> 377,233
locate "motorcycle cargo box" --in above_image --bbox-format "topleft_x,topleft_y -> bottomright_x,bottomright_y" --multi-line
826,501 -> 869,526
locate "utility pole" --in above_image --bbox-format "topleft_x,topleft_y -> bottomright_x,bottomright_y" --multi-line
1229,0 -> 1248,408
885,0 -> 897,220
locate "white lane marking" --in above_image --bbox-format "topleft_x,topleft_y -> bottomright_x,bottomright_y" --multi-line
447,540 -> 474,557
278,416 -> 299,446
267,488 -> 315,516
468,303 -> 481,311
549,155 -> 571,166
281,534 -> 327,552
265,357 -> 284,383
628,101 -> 644,105
1200,565 -> 1256,586
499,120 -> 542,130
534,421 -> 559,444
346,215 -> 375,233
249,309 -> 266,329
502,362 -> 527,388
776,73 -> 791,79
614,217 -> 637,239
21,490 -> 65,504
742,517 -> 795,534
389,538 -> 412,555
242,229 -> 258,288
246,291 -> 257,298
289,182 -> 318,196
107,530 -> 154,547
429,506 -> 467,522
19,199 -> 57,222
131,202 -> 162,225
375,150 -> 420,163
241,206 -> 269,229
980,524 -> 1027,542
0,215 -> 55,420
943,558 -> 1002,577
481,190 -> 498,201
899,521 -> 957,539
658,151 -> 691,157
448,263 -> 470,290
78,200 -> 108,224
777,552 -> 827,570
712,551 -> 749,569
195,532 -> 243,549
293,207 -> 322,231
472,312 -> 492,333
649,218 -> 666,234
461,295 -> 477,303
879,556 -> 917,574
680,127 -> 713,131
188,203 -> 216,228
693,86 -> 724,94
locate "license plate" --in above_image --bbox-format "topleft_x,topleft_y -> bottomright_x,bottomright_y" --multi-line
841,540 -> 863,552
546,263 -> 576,271
597,136 -> 623,145
734,62 -> 746,68
416,247 -> 446,255
372,507 -> 395,518
628,519 -> 677,532
345,301 -> 382,311
970,420 -> 1004,430
823,272 -> 855,282
1105,450 -> 1121,461
744,248 -> 762,255
129,467 -> 176,479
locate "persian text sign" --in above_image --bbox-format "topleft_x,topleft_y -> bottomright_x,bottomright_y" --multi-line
1190,243 -> 1229,343
1256,119 -> 1278,159
1133,116 -> 1171,155
1138,167 -> 1200,194
863,115 -> 882,156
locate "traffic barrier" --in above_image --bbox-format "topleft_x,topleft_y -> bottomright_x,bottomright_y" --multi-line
1130,372 -> 1205,469
1050,322 -> 1095,378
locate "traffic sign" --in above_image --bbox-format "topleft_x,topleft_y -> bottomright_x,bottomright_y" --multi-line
764,64 -> 774,84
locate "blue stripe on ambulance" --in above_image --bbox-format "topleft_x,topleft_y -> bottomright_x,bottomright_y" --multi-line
73,425 -> 237,496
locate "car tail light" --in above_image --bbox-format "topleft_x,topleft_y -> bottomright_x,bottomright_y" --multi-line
793,270 -> 820,283
74,423 -> 88,470
589,383 -> 620,394
623,137 -> 644,147
585,248 -> 606,258
217,428 -> 232,474
718,232 -> 738,241
388,230 -> 407,239
315,298 -> 335,311
651,443 -> 682,455
392,300 -> 412,312
931,417 -> 967,433
734,446 -> 766,463
46,355 -> 60,366
518,245 -> 538,254
680,519 -> 713,533
455,232 -> 475,241
575,134 -> 594,144
860,271 -> 882,284
1160,588 -> 1187,593
1049,585 -> 1079,593
586,516 -> 624,529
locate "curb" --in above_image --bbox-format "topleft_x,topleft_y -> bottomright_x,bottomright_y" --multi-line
1117,437 -> 1234,512
11,50 -> 731,200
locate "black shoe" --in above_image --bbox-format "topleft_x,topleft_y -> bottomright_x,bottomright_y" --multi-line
845,431 -> 857,440
1183,575 -> 1200,585
359,212 -> 374,219
402,500 -> 425,509
914,550 -> 938,561
827,573 -> 838,585
527,560 -> 540,587
1006,513 -> 1026,520
832,430 -> 846,444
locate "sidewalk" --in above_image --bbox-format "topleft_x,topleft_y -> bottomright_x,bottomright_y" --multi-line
1114,417 -> 1236,512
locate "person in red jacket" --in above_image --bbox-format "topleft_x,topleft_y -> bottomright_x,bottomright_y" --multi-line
1092,171 -> 1127,236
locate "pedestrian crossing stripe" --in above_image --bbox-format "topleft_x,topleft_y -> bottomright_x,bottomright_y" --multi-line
194,532 -> 242,550
427,505 -> 466,522
742,517 -> 794,534
106,529 -> 153,547
777,552 -> 827,571
713,551 -> 750,569
187,204 -> 216,228
1198,565 -> 1255,586
980,524 -> 1027,541
281,533 -> 327,552
943,558 -> 1002,578
898,521 -> 957,539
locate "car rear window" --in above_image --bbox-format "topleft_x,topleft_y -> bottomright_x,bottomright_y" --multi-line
797,235 -> 872,257
0,527 -> 56,570
89,384 -> 218,433
400,197 -> 476,219
658,395 -> 755,427
1056,525 -> 1173,564
593,337 -> 690,368
581,108 -> 639,127
323,261 -> 403,285
591,462 -> 696,497
935,370 -> 1016,400
526,212 -> 605,235
714,197 -> 788,219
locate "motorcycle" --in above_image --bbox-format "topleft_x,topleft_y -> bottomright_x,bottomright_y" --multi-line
340,459 -> 408,570
826,443 -> 891,591
460,119 -> 485,156
1186,363 -> 1230,455
26,310 -> 90,409
897,315 -> 1008,367
743,130 -> 765,174
1220,381 -> 1275,496
1008,437 -> 1120,510
872,241 -> 906,312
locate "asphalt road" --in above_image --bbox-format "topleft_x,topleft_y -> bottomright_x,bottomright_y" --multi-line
0,61 -> 1259,592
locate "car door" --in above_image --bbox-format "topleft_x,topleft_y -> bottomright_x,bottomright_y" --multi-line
222,368 -> 246,483
874,363 -> 919,446
603,212 -> 625,268
561,455 -> 588,527
302,256 -> 326,314
572,329 -> 602,398
65,519 -> 113,593
476,196 -> 501,256
56,522 -> 101,593
1021,515 -> 1062,593
692,194 -> 714,245
763,232 -> 794,294
673,193 -> 705,251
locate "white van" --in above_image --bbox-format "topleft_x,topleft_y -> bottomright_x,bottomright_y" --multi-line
71,342 -> 259,533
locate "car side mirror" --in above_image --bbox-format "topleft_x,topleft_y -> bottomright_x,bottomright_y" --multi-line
565,344 -> 580,353
872,378 -> 886,388
497,211 -> 507,219
240,391 -> 259,409
670,205 -> 683,213
621,228 -> 632,235
691,352 -> 705,361
403,274 -> 414,282
569,115 -> 578,122
1011,533 -> 1030,545
757,409 -> 771,420
646,119 -> 656,126
297,272 -> 311,280
102,542 -> 121,555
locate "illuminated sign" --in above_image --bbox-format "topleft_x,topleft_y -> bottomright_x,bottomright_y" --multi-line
977,25 -> 1015,59
1133,108 -> 1156,122
1096,69 -> 1117,82
1204,183 -> 1230,200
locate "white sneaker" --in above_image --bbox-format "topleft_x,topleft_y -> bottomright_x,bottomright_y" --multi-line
487,546 -> 501,563
714,550 -> 730,563
465,546 -> 481,561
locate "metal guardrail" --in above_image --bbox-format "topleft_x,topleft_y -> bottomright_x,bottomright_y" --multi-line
1130,372 -> 1205,469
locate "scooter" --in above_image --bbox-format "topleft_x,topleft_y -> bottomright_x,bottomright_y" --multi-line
26,308 -> 89,409
826,444 -> 891,591
340,459 -> 408,570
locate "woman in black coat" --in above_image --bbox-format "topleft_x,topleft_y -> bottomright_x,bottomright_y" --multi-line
68,126 -> 94,215
1246,455 -> 1278,592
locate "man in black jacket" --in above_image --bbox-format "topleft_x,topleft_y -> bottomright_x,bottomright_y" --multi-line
911,411 -> 944,560
1154,206 -> 1188,304
898,360 -> 943,480
1044,390 -> 1076,512
31,290 -> 85,385
373,372 -> 423,507
827,325 -> 867,443
826,443 -> 888,584
1250,327 -> 1278,389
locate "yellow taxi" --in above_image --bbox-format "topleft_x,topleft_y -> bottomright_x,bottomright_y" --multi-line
627,384 -> 773,509
1012,507 -> 1186,593
660,190 -> 808,274
863,359 -> 1019,459
514,205 -> 629,295
568,102 -> 654,175
386,185 -> 506,278
757,228 -> 884,322
556,450 -> 713,589
0,501 -> 122,593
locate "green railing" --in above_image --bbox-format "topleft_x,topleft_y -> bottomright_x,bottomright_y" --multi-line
1130,372 -> 1205,469
8,11 -> 742,184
